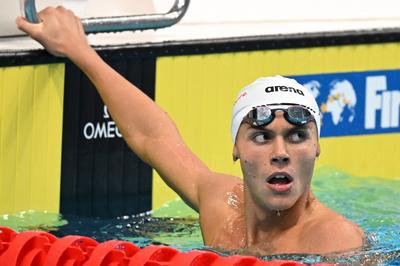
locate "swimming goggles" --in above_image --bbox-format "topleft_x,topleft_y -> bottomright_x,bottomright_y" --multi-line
243,104 -> 316,127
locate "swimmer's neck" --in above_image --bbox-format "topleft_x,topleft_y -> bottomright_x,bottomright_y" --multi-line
244,189 -> 316,243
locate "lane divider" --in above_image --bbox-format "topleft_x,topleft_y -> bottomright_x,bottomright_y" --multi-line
0,226 -> 334,266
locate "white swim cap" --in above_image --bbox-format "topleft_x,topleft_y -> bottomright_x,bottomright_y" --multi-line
231,76 -> 321,143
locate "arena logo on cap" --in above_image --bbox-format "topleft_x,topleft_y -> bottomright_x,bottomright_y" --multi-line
291,69 -> 400,137
265,86 -> 304,95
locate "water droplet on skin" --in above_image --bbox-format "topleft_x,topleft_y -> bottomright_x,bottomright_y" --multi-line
227,191 -> 240,209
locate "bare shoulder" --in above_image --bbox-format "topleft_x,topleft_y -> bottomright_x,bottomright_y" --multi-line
303,204 -> 365,254
198,171 -> 243,204
197,172 -> 244,244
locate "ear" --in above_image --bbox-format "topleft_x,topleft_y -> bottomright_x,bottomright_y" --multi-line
232,145 -> 239,162
316,142 -> 321,158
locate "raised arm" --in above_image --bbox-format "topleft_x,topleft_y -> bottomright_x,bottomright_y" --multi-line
16,6 -> 215,211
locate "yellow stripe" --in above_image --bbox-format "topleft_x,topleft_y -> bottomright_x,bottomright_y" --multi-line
15,67 -> 34,212
0,67 -> 18,213
0,64 -> 65,214
318,133 -> 400,179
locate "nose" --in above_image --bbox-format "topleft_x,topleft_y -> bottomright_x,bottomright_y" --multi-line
270,137 -> 290,166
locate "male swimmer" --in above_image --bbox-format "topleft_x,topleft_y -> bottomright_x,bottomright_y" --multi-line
16,7 -> 364,255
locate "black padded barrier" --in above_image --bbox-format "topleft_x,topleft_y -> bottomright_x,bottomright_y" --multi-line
60,56 -> 155,217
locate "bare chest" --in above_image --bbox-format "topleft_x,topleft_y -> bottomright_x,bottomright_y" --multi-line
204,214 -> 313,255
210,215 -> 246,250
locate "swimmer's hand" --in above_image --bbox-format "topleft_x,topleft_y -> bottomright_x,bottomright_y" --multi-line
16,6 -> 90,58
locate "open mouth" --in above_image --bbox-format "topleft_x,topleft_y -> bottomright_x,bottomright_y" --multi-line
266,172 -> 293,192
267,173 -> 293,184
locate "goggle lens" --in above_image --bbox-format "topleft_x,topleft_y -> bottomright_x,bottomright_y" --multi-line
249,106 -> 272,126
286,106 -> 312,124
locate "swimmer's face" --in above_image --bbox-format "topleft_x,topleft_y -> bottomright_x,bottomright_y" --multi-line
234,111 -> 320,212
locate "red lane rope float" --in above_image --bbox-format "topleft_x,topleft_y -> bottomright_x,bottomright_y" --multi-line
0,226 -> 17,256
0,227 -> 57,266
0,226 -> 334,266
85,240 -> 139,265
45,235 -> 98,266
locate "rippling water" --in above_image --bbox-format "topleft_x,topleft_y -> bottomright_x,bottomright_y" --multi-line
1,166 -> 399,265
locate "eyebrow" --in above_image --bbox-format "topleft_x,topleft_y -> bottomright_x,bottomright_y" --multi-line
287,124 -> 309,131
248,123 -> 310,134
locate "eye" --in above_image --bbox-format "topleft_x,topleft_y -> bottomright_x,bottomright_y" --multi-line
288,130 -> 309,143
251,132 -> 272,144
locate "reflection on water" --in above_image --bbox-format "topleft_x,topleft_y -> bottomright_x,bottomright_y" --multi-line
1,166 -> 399,265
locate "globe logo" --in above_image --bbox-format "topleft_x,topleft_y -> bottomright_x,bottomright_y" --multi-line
319,80 -> 357,125
303,80 -> 321,99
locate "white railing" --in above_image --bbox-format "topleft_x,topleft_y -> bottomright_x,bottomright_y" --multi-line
20,0 -> 190,33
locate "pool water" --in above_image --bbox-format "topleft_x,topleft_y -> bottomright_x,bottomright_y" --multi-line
1,166 -> 399,265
